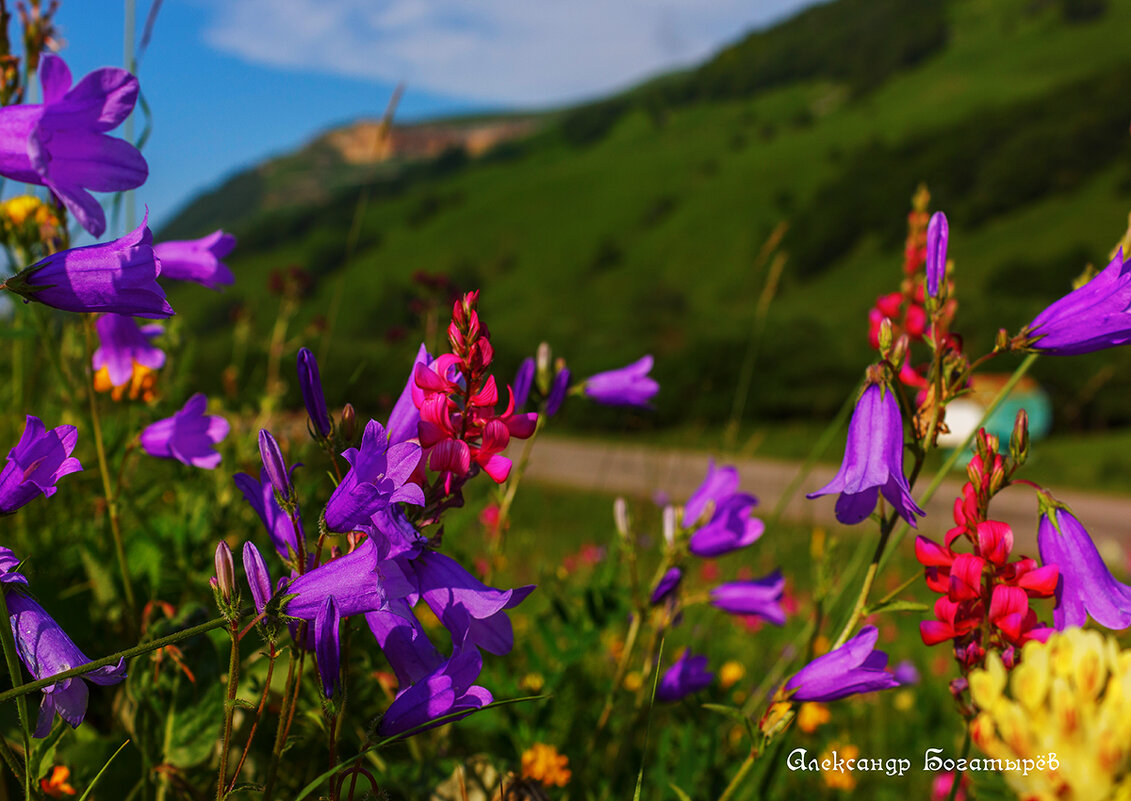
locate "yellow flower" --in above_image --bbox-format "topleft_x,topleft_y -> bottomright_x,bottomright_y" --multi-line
820,744 -> 859,791
94,362 -> 159,402
969,629 -> 1131,801
623,671 -> 643,692
520,673 -> 545,694
719,660 -> 746,690
797,702 -> 830,733
3,195 -> 43,227
40,765 -> 76,798
521,743 -> 571,788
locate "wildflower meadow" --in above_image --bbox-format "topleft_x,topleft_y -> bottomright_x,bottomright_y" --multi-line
0,1 -> 1130,800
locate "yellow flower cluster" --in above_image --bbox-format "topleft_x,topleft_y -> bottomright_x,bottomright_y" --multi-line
969,628 -> 1131,801
820,744 -> 859,791
521,743 -> 571,788
94,363 -> 159,402
1,194 -> 58,233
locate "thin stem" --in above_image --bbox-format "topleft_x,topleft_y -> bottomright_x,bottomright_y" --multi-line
0,733 -> 22,785
830,510 -> 898,650
261,645 -> 298,801
290,509 -> 307,575
595,611 -> 641,735
227,643 -> 277,792
84,317 -> 137,627
216,626 -> 241,800
0,589 -> 31,800
717,746 -> 759,801
946,729 -> 971,801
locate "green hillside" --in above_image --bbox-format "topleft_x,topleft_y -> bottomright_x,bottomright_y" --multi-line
163,0 -> 1131,431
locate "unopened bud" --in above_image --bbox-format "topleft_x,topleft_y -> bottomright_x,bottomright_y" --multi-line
613,497 -> 630,540
214,541 -> 235,602
995,328 -> 1009,352
662,505 -> 677,549
878,317 -> 893,357
341,403 -> 357,441
988,460 -> 1007,497
1010,408 -> 1030,467
889,334 -> 910,370
259,429 -> 292,503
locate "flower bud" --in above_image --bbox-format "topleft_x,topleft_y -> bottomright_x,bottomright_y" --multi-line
258,429 -> 292,503
214,541 -> 235,602
925,211 -> 948,299
545,366 -> 571,417
512,357 -> 535,410
297,347 -> 332,438
1010,408 -> 1030,467
878,317 -> 893,357
613,497 -> 630,541
662,505 -> 677,549
242,542 -> 273,615
341,403 -> 357,442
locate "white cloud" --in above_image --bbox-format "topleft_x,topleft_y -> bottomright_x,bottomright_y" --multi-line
201,0 -> 819,107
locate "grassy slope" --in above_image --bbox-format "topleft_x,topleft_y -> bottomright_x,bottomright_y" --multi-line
167,0 -> 1131,434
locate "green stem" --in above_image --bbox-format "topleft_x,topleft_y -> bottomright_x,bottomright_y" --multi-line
0,733 -> 22,785
262,632 -> 305,801
717,747 -> 758,801
0,614 -> 232,705
0,588 -> 30,799
216,627 -> 240,800
946,730 -> 971,801
226,644 -> 276,793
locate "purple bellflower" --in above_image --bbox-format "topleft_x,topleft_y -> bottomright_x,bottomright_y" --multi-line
386,344 -> 432,445
545,367 -> 571,417
296,348 -> 331,438
710,572 -> 786,625
784,626 -> 900,702
583,355 -> 659,407
258,429 -> 293,502
4,214 -> 172,318
91,314 -> 165,387
893,660 -> 920,686
378,636 -> 492,736
926,211 -> 948,298
152,231 -> 235,290
139,393 -> 229,469
0,416 -> 81,515
656,651 -> 714,702
282,536 -> 396,622
650,567 -> 683,605
324,420 -> 424,533
0,54 -> 146,237
234,469 -> 301,561
1022,249 -> 1131,355
807,383 -> 924,527
512,357 -> 535,410
1037,504 -> 1131,630
683,461 -> 764,558
2,551 -> 127,738
314,597 -> 341,698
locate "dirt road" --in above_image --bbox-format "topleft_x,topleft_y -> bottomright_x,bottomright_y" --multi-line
519,435 -> 1131,556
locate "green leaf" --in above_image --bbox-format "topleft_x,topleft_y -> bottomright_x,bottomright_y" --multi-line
701,703 -> 748,723
633,637 -> 664,801
164,682 -> 225,768
864,599 -> 929,615
669,782 -> 693,801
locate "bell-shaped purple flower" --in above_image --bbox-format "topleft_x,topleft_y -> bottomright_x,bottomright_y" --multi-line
378,639 -> 492,736
656,651 -> 713,702
282,536 -> 393,621
3,214 -> 172,318
688,495 -> 764,557
683,460 -> 740,529
0,416 -> 82,514
314,596 -> 341,698
1022,249 -> 1131,355
367,599 -> 444,688
1037,505 -> 1131,630
386,344 -> 432,445
650,567 -> 683,605
91,314 -> 165,387
324,420 -> 424,532
258,429 -> 292,502
152,230 -> 235,290
234,470 -> 301,561
414,550 -> 534,656
512,357 -> 535,411
545,367 -> 571,417
583,355 -> 659,408
0,547 -> 28,587
296,348 -> 331,438
926,211 -> 948,298
893,660 -> 920,686
6,589 -> 127,737
0,54 -> 146,237
242,542 -> 274,615
784,626 -> 900,702
139,393 -> 229,469
710,572 -> 786,625
807,383 -> 924,527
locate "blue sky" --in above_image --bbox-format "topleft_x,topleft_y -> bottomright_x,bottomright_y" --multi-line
49,0 -> 820,236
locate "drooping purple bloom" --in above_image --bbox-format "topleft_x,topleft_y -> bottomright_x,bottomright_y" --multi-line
367,599 -> 443,689
512,357 -> 535,410
7,589 -> 127,737
688,495 -> 765,558
139,393 -> 229,469
324,420 -> 424,532
1022,249 -> 1131,355
314,596 -> 341,698
0,547 -> 28,587
152,231 -> 235,290
683,460 -> 740,528
258,429 -> 293,502
807,383 -> 924,527
91,314 -> 165,387
378,639 -> 492,736
784,626 -> 900,702
0,416 -> 82,515
386,344 -> 432,445
893,660 -> 920,686
710,572 -> 786,625
545,367 -> 571,417
4,214 -> 172,318
234,469 -> 301,561
414,550 -> 534,656
0,54 -> 146,237
656,651 -> 713,702
583,355 -> 659,408
282,536 -> 394,621
1037,506 -> 1131,630
650,567 -> 683,605
925,211 -> 948,298
296,348 -> 331,438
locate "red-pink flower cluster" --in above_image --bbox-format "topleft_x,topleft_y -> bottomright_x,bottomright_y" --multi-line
413,291 -> 537,489
916,436 -> 1058,668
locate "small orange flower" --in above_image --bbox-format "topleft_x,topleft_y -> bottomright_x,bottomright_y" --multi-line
521,743 -> 571,788
40,765 -> 76,798
797,702 -> 830,733
821,744 -> 859,791
94,362 -> 158,402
